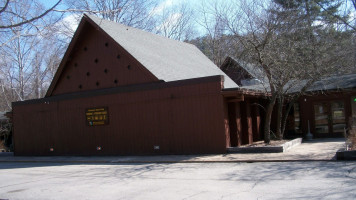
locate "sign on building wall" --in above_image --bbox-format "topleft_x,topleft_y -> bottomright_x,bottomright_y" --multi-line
85,107 -> 109,126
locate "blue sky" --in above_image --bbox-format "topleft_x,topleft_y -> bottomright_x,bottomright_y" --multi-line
39,0 -> 201,10
38,0 -> 356,37
39,0 -> 67,10
39,0 -> 211,37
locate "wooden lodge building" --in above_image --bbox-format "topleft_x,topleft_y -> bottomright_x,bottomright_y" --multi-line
221,56 -> 356,139
12,15 -> 267,156
13,15 -> 355,156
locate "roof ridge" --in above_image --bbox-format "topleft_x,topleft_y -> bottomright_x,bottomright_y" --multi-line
84,13 -> 197,48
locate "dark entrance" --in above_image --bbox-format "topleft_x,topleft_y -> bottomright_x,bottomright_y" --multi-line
313,101 -> 346,137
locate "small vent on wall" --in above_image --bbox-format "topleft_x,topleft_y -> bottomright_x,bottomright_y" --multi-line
96,81 -> 100,86
104,69 -> 108,73
127,65 -> 131,70
114,79 -> 118,84
84,47 -> 88,51
86,72 -> 90,76
94,58 -> 98,63
117,54 -> 120,59
105,42 -> 108,47
78,84 -> 82,89
66,75 -> 70,80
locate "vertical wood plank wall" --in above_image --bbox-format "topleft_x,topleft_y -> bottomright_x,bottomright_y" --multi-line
252,102 -> 261,141
13,78 -> 227,156
226,98 -> 261,147
228,103 -> 238,146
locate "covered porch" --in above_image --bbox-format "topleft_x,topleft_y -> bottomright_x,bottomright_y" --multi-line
222,88 -> 268,147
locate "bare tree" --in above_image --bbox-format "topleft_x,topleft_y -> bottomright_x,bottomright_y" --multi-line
61,0 -> 159,32
0,0 -> 65,111
194,0 -> 234,66
214,0 -> 354,142
154,2 -> 196,41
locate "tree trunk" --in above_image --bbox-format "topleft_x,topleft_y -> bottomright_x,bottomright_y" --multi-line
264,94 -> 277,144
281,98 -> 296,137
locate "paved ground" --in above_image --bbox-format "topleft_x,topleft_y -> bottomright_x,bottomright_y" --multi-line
0,161 -> 355,200
0,138 -> 346,163
0,138 -> 354,199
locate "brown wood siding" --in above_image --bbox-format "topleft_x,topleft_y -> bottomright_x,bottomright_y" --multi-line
252,102 -> 261,141
51,23 -> 158,96
240,101 -> 253,144
227,102 -> 242,147
227,103 -> 238,147
223,101 -> 231,148
13,78 -> 227,156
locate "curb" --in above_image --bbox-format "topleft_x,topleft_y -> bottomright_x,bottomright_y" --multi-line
227,138 -> 302,153
336,150 -> 356,160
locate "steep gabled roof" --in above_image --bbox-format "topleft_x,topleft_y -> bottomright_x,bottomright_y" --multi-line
221,57 -> 267,83
46,14 -> 238,96
85,14 -> 237,89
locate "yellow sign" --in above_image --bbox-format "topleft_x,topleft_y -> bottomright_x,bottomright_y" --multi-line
86,107 -> 109,126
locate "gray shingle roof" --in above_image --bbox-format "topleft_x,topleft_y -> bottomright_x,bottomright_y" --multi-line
223,57 -> 267,82
233,59 -> 266,81
242,74 -> 356,93
86,14 -> 238,89
223,56 -> 356,93
299,73 -> 356,92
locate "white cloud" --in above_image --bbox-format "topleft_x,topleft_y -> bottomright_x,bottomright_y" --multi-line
63,14 -> 80,32
157,12 -> 182,31
151,0 -> 175,15
55,14 -> 81,39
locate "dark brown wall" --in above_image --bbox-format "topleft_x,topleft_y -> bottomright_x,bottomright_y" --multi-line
227,102 -> 238,146
13,77 -> 227,156
223,101 -> 231,148
226,97 -> 262,146
251,101 -> 261,141
52,23 -> 158,96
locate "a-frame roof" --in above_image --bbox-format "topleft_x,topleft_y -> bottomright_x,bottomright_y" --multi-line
221,56 -> 267,82
46,14 -> 237,97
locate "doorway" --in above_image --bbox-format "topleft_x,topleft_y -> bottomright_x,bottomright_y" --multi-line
313,101 -> 346,137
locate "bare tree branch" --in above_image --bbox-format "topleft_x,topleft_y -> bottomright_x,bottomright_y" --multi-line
0,0 -> 62,29
0,0 -> 10,14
